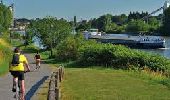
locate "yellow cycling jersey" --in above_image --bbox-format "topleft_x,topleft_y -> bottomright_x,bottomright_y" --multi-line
9,53 -> 28,71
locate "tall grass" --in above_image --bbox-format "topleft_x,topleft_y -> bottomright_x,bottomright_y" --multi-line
0,61 -> 9,76
0,39 -> 12,75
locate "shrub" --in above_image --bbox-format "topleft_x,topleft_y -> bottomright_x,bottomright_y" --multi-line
54,34 -> 84,61
77,42 -> 170,72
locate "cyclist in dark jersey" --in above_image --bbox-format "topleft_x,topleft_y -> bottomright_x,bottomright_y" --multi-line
34,51 -> 41,69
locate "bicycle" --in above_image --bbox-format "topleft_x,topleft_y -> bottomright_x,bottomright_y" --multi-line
13,70 -> 34,100
14,77 -> 21,100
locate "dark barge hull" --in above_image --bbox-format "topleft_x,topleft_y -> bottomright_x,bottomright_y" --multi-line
94,37 -> 165,49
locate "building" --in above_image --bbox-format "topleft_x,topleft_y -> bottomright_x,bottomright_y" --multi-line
14,18 -> 30,31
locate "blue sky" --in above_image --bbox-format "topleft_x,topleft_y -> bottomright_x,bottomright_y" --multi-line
3,0 -> 167,20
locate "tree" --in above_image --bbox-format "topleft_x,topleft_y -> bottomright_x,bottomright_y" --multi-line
54,32 -> 85,61
28,17 -> 72,57
162,7 -> 170,35
0,4 -> 12,32
76,20 -> 91,31
128,11 -> 148,21
96,14 -> 112,32
148,17 -> 160,32
91,18 -> 98,29
112,14 -> 128,25
126,19 -> 149,33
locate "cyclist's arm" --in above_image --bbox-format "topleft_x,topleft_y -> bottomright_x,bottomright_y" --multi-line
24,62 -> 30,71
23,55 -> 31,71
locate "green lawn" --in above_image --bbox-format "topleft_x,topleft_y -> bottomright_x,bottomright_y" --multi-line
61,68 -> 170,100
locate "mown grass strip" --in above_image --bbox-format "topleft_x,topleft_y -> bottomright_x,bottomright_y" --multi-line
61,68 -> 170,100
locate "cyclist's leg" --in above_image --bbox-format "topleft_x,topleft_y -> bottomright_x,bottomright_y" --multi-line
38,59 -> 40,68
18,71 -> 25,100
19,80 -> 25,100
10,71 -> 18,92
35,59 -> 38,67
36,59 -> 40,69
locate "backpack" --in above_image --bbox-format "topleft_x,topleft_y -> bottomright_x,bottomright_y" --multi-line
11,54 -> 20,66
35,54 -> 40,59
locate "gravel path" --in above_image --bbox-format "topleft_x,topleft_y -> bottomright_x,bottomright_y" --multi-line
0,53 -> 52,100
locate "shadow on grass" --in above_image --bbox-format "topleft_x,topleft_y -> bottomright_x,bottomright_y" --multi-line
42,58 -> 92,68
25,76 -> 49,100
159,79 -> 170,89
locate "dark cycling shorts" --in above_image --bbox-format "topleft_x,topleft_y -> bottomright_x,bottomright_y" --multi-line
10,71 -> 25,80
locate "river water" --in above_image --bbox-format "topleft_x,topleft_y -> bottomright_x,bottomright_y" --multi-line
141,36 -> 170,59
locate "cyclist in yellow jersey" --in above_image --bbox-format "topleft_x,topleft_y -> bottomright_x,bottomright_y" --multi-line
9,47 -> 30,100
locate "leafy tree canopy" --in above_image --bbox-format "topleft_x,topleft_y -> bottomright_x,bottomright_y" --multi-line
0,4 -> 12,32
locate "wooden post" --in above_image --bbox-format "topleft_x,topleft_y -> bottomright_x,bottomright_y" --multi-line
55,72 -> 59,87
48,66 -> 64,100
48,73 -> 56,100
59,68 -> 62,82
55,87 -> 59,100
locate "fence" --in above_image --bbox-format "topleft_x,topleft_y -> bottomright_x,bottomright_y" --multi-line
48,66 -> 64,100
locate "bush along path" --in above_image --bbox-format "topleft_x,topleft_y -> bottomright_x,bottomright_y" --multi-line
0,53 -> 51,100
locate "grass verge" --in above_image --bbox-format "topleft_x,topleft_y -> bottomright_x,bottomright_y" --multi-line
0,60 -> 9,76
0,38 -> 11,75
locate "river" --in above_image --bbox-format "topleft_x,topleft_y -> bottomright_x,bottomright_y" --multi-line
141,36 -> 170,59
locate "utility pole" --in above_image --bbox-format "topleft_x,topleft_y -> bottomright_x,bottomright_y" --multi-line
72,16 -> 77,34
9,2 -> 14,43
9,3 -> 14,28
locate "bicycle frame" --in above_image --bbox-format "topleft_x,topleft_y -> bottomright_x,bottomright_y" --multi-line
13,71 -> 34,100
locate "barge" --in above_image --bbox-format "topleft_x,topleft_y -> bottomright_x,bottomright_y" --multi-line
84,32 -> 165,48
